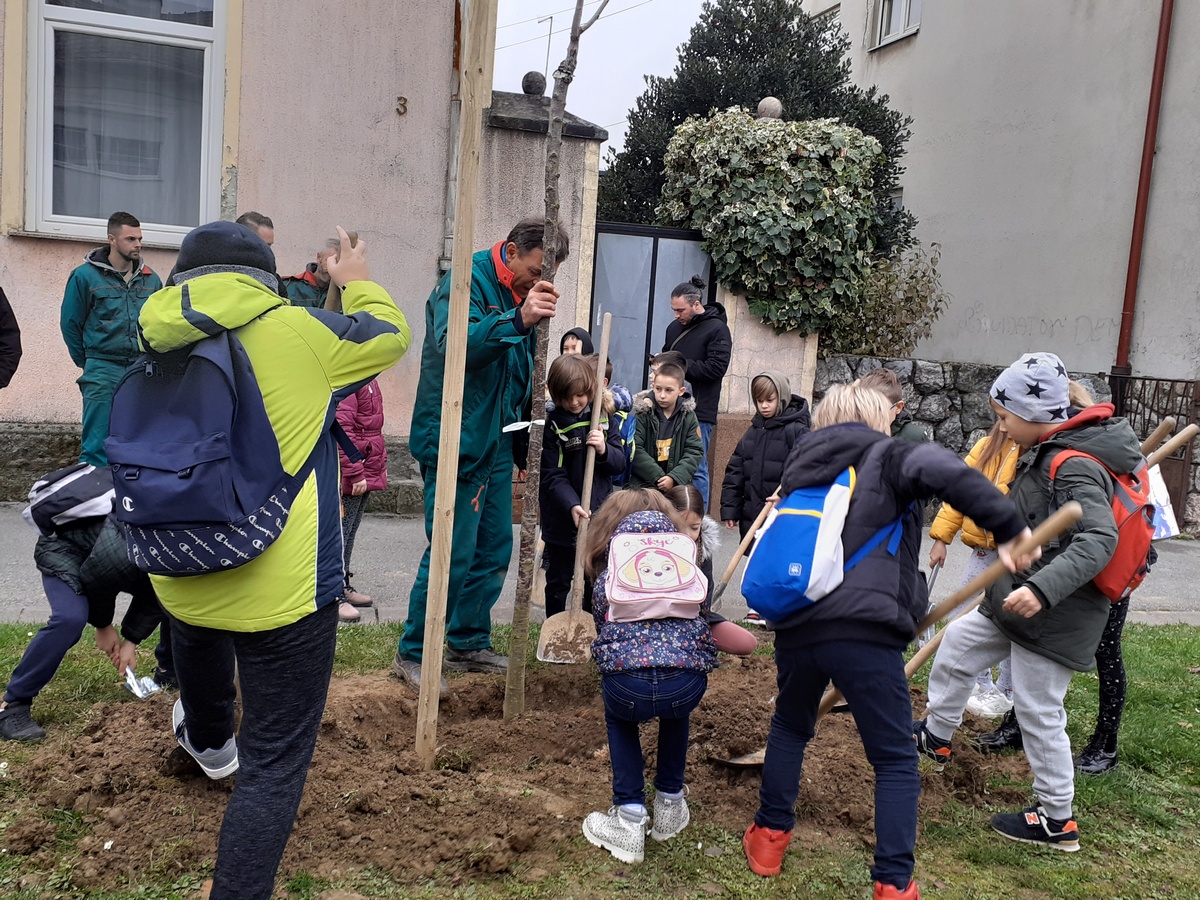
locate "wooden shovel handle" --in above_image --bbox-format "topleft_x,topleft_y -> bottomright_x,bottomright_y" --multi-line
712,496 -> 777,606
1140,417 -> 1177,456
1146,423 -> 1199,469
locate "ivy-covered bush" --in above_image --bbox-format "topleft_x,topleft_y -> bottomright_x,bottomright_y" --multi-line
657,108 -> 884,335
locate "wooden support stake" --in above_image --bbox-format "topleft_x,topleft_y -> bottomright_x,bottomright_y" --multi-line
415,0 -> 498,770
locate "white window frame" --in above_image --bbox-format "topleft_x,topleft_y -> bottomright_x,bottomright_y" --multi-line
26,1 -> 226,247
872,0 -> 920,50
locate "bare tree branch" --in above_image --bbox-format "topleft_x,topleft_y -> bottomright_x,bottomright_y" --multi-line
580,0 -> 612,34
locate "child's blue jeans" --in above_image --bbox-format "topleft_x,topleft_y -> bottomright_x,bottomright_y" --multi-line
757,640 -> 919,891
3,576 -> 89,705
601,667 -> 708,807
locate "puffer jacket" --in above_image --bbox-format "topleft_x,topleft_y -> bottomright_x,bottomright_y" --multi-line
662,302 -> 731,424
60,248 -> 162,367
891,408 -> 928,443
981,403 -> 1142,671
337,379 -> 388,494
930,436 -> 1020,550
721,393 -> 811,535
628,390 -> 703,489
34,515 -> 161,643
137,272 -> 410,632
590,510 -> 719,674
769,423 -> 1025,649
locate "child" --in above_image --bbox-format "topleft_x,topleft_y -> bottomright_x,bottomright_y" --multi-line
667,485 -> 758,656
858,368 -> 928,443
743,383 -> 1030,898
560,327 -> 594,355
627,362 -> 702,492
721,371 -> 811,623
0,514 -> 164,742
540,353 -> 627,617
335,378 -> 388,624
582,489 -> 719,864
927,420 -> 1021,717
914,353 -> 1141,851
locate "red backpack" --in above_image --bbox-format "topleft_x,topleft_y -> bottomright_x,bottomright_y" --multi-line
1048,450 -> 1155,602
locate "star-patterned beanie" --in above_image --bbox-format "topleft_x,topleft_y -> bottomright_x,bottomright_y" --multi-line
989,352 -> 1071,423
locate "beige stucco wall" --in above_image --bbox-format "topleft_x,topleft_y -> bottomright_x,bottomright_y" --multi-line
806,0 -> 1200,378
0,1 -> 602,441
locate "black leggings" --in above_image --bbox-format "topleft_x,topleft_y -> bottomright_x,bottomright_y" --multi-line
1093,597 -> 1129,738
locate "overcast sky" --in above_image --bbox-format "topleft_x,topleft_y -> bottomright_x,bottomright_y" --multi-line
493,0 -> 709,160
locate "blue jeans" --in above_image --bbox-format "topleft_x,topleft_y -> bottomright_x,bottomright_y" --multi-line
692,422 -> 714,508
757,640 -> 919,891
601,667 -> 708,806
4,576 -> 89,705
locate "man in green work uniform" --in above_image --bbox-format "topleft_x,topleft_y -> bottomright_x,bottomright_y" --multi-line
60,211 -> 163,466
396,218 -> 568,695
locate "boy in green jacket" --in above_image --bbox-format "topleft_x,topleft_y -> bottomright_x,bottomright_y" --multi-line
628,362 -> 703,492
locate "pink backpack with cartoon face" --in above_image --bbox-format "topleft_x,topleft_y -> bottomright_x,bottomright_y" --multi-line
604,532 -> 708,622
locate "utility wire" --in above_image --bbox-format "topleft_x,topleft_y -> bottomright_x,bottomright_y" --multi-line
497,1 -> 603,30
495,0 -> 657,51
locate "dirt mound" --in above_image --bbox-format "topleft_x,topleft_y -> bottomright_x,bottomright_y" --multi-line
6,656 -> 1033,891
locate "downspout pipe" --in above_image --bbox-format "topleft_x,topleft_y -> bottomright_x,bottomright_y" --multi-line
1113,0 -> 1175,376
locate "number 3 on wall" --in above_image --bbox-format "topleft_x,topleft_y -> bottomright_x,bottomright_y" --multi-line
396,96 -> 408,116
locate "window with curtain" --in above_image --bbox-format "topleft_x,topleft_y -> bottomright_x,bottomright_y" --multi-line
29,1 -> 223,245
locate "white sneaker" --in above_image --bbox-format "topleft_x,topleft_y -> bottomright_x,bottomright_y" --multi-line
967,687 -> 1014,719
583,805 -> 648,863
651,787 -> 690,841
172,699 -> 238,779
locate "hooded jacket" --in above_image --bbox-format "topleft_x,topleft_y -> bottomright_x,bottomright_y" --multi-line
930,435 -> 1020,550
539,392 -> 626,545
769,423 -> 1024,649
628,390 -> 703,490
282,264 -> 329,309
336,379 -> 388,495
721,380 -> 812,534
559,327 -> 594,355
0,286 -> 21,388
409,244 -> 539,486
891,408 -> 928,443
662,302 -> 731,424
981,403 -> 1142,671
137,272 -> 410,631
590,510 -> 719,674
60,247 -> 162,367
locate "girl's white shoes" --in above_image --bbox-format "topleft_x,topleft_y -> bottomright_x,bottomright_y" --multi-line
584,788 -> 691,863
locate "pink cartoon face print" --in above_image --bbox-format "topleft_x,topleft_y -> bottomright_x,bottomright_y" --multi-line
620,548 -> 694,589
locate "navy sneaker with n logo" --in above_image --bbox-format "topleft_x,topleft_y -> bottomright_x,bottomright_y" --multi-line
991,805 -> 1080,852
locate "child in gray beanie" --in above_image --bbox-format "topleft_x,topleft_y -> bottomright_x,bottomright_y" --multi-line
914,351 -> 1143,853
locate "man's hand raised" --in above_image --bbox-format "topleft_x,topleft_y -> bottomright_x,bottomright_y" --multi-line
520,280 -> 559,330
326,226 -> 369,287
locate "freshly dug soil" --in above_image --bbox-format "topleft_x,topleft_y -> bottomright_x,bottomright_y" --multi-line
5,652 -> 1033,891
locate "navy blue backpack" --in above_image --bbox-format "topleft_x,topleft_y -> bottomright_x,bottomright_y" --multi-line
105,329 -> 315,576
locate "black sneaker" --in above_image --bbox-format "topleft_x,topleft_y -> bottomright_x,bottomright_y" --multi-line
0,704 -> 47,742
912,719 -> 953,770
991,805 -> 1080,852
153,667 -> 179,691
444,647 -> 508,674
975,708 -> 1023,753
1074,738 -> 1119,775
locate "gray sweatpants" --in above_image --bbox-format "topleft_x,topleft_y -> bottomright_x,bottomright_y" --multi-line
925,609 -> 1076,819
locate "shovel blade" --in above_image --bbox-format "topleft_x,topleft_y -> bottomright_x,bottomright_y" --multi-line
536,610 -> 596,664
710,747 -> 766,769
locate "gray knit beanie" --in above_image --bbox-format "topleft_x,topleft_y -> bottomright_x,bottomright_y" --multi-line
989,352 -> 1071,423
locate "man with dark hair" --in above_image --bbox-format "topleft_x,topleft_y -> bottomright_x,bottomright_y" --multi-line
282,238 -> 339,309
235,211 -> 275,246
60,211 -> 162,465
662,275 -> 731,507
397,217 -> 568,694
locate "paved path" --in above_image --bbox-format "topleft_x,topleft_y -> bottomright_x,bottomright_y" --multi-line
2,503 -> 1198,626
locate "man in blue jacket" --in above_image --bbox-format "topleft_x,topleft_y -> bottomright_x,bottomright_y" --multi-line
59,211 -> 162,466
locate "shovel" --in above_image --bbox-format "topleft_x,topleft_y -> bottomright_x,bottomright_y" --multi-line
536,313 -> 612,664
711,497 -> 777,612
915,561 -> 943,647
711,502 -> 1082,768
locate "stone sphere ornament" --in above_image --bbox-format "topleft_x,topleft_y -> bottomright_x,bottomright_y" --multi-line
757,96 -> 784,119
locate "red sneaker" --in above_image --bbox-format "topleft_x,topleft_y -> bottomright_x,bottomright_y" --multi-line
874,880 -> 920,899
743,823 -> 792,876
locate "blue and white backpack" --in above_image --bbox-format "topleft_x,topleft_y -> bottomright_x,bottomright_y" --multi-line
740,466 -> 906,621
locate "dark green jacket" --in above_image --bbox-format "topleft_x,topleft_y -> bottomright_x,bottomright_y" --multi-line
628,390 -> 703,489
891,409 -> 928,443
282,265 -> 328,309
60,248 -> 162,367
408,244 -> 536,486
981,404 -> 1142,671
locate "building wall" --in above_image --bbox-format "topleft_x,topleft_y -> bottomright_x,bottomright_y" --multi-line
806,0 -> 1200,379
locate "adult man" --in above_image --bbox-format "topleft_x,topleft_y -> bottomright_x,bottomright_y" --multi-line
0,286 -> 21,389
282,238 -> 338,308
235,211 -> 276,246
398,217 -> 566,694
60,211 -> 162,466
662,275 -> 730,506
133,221 -> 410,899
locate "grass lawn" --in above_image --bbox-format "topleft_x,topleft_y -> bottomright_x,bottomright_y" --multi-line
0,622 -> 1197,899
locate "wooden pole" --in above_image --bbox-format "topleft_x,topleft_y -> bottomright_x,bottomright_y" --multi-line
711,496 -> 776,609
504,0 -> 611,718
1140,417 -> 1176,456
1146,423 -> 1199,469
415,0 -> 498,769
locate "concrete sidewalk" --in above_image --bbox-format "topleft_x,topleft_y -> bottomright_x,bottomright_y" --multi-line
1,502 -> 1198,626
